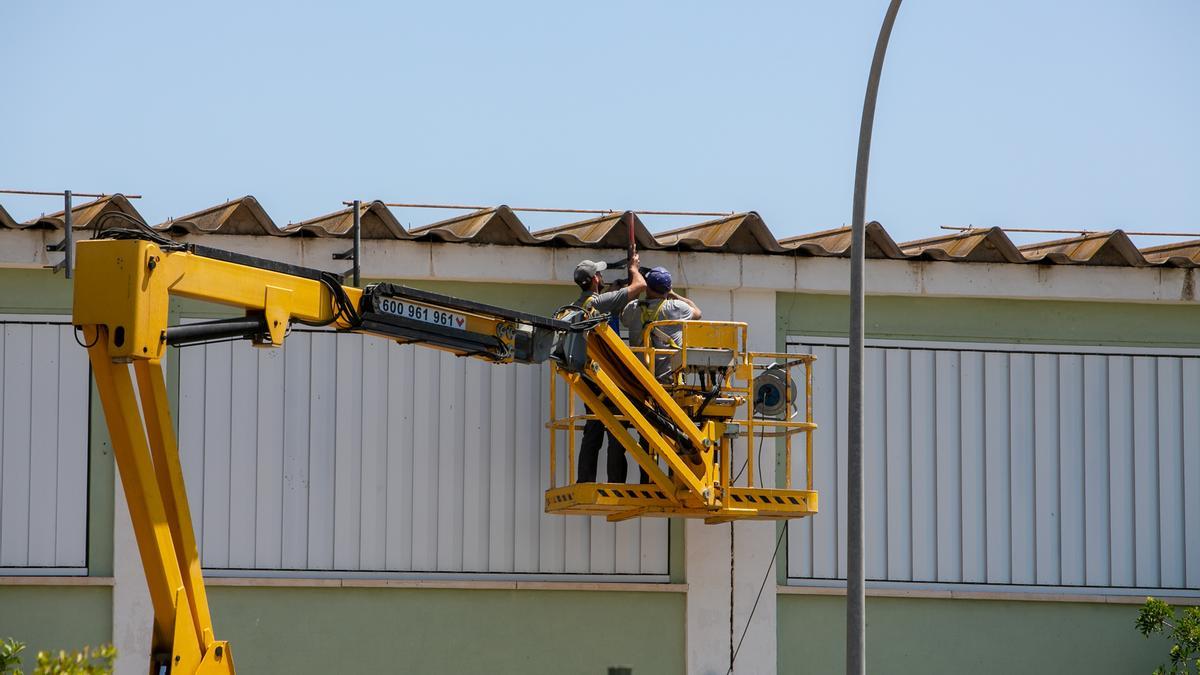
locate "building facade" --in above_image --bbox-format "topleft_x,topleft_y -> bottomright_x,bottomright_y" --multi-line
0,196 -> 1197,674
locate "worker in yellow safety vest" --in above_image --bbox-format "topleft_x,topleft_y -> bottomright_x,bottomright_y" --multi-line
571,256 -> 646,483
620,266 -> 703,380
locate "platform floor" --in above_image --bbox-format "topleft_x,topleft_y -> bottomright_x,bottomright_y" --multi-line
545,482 -> 818,523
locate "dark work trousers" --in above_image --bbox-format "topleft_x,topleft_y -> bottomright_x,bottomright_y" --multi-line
636,435 -> 652,485
577,374 -> 625,483
577,418 -> 627,483
577,420 -> 651,484
577,378 -> 651,483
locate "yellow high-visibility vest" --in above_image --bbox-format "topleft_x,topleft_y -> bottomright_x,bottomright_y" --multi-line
638,300 -> 681,349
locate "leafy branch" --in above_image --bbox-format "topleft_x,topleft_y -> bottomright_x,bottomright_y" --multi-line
1137,597 -> 1200,675
0,640 -> 115,675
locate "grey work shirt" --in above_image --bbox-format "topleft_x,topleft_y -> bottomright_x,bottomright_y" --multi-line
574,288 -> 629,317
621,298 -> 694,377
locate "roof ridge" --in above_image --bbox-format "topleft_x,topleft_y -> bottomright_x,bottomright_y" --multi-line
654,212 -> 756,238
156,195 -> 282,236
532,211 -> 627,236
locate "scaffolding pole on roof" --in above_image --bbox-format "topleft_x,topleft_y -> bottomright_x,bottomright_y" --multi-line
0,188 -> 143,199
0,188 -> 142,279
939,225 -> 1200,238
332,199 -> 362,285
346,200 -> 735,217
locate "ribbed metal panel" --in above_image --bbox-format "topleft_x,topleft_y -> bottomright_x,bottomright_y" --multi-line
176,328 -> 668,577
788,338 -> 1200,592
0,318 -> 89,571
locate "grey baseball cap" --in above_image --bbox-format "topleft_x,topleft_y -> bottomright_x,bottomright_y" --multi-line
573,260 -> 607,286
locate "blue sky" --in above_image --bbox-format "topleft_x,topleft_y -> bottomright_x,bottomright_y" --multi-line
2,1 -> 1197,245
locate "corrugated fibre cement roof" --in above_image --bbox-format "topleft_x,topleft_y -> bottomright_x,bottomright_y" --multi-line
2,194 -> 1197,268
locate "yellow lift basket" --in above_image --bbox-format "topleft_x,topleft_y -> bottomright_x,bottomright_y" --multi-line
546,319 -> 818,523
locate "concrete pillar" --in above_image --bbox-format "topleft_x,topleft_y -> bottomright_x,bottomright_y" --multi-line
111,476 -> 152,675
730,289 -> 779,674
683,288 -> 778,675
684,517 -> 734,674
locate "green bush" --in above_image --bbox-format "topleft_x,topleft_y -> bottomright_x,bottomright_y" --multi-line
0,639 -> 115,675
0,638 -> 25,674
1137,597 -> 1200,675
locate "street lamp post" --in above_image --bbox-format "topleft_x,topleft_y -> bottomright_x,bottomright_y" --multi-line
848,1 -> 903,673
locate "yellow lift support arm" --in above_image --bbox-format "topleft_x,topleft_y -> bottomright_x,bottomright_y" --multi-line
72,234 -> 818,674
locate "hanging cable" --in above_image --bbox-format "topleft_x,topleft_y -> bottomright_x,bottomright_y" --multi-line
696,373 -> 724,418
757,433 -> 767,488
732,432 -> 766,486
727,524 -> 787,674
293,273 -> 362,328
568,314 -> 610,333
73,325 -> 99,349
324,272 -> 361,327
91,212 -> 187,252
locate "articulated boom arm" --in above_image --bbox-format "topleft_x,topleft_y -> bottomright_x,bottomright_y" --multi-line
73,236 -> 818,674
72,238 -> 573,674
73,238 -> 567,365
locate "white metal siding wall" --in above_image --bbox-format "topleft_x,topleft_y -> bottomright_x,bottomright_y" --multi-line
176,329 -> 668,577
788,338 -> 1200,592
0,318 -> 89,572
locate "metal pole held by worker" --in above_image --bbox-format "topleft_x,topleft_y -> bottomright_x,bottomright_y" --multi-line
625,211 -> 636,279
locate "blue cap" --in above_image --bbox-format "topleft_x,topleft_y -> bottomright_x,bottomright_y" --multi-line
645,267 -> 672,293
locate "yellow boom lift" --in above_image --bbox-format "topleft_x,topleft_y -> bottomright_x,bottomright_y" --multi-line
72,230 -> 817,674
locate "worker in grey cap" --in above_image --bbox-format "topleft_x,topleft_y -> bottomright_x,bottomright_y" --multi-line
572,255 -> 646,483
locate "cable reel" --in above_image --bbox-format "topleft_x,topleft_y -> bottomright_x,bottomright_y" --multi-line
753,363 -> 797,420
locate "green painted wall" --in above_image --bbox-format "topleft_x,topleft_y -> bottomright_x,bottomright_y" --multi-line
0,587 -> 112,661
208,586 -> 684,675
0,268 -> 73,313
778,595 -> 1164,674
776,292 -> 1200,349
